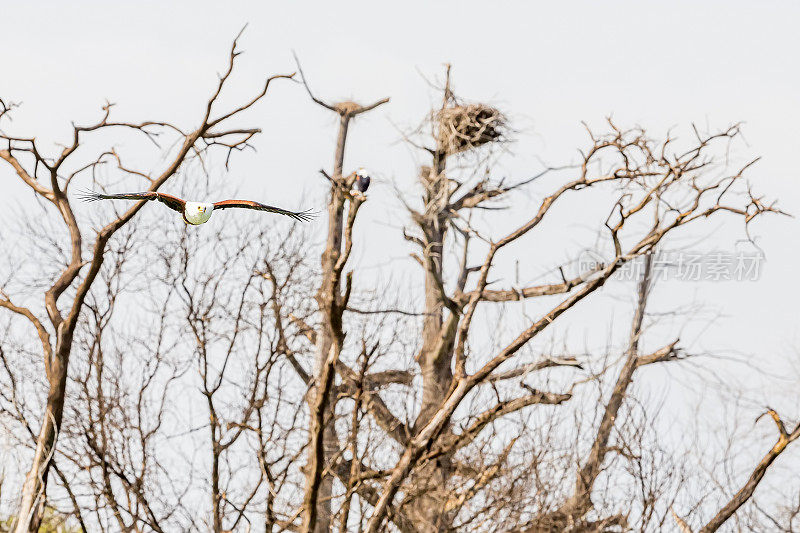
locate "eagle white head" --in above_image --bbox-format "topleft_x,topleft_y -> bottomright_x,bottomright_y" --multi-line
184,201 -> 214,225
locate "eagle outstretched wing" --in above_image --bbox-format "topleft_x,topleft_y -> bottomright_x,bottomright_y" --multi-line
79,190 -> 186,213
212,200 -> 314,222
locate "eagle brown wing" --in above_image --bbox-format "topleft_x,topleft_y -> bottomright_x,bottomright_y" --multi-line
212,199 -> 314,222
80,190 -> 186,213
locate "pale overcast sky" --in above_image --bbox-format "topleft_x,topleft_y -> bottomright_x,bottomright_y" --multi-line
1,1 -> 798,410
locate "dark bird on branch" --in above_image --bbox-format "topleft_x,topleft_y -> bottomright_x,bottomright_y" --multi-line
80,190 -> 314,224
355,167 -> 371,193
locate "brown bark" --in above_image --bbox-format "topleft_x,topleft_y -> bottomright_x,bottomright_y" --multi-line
2,34 -> 292,531
365,120 -> 772,531
554,253 -> 655,526
294,58 -> 388,532
697,411 -> 800,533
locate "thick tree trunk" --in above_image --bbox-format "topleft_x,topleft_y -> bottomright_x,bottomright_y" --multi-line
15,341 -> 70,533
406,151 -> 458,532
304,113 -> 351,533
296,87 -> 387,530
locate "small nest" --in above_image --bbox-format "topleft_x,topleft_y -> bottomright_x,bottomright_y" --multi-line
334,100 -> 361,115
419,165 -> 434,183
436,103 -> 506,155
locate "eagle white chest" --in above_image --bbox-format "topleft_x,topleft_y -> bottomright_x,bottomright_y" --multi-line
184,202 -> 214,225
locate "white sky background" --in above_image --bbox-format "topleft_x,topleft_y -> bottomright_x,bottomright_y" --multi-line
1,0 -> 799,513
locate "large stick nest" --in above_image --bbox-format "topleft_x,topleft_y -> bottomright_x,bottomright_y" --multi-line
436,103 -> 507,155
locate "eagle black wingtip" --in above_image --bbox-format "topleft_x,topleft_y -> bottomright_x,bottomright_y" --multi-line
294,209 -> 317,222
76,189 -> 105,202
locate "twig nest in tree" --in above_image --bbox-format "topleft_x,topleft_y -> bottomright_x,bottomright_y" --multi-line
436,103 -> 506,154
419,165 -> 435,184
334,101 -> 361,115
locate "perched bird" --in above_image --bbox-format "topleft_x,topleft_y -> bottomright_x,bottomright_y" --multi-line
80,190 -> 313,225
354,167 -> 371,194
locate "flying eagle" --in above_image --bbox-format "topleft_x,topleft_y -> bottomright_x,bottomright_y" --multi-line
80,190 -> 313,225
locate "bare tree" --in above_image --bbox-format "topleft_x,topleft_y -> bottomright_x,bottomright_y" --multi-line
0,32 -> 293,531
358,73 -> 782,532
2,44 -> 796,533
290,56 -> 390,533
671,407 -> 800,533
172,223 -> 311,532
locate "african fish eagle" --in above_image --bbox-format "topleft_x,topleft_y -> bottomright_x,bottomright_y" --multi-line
80,190 -> 313,225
